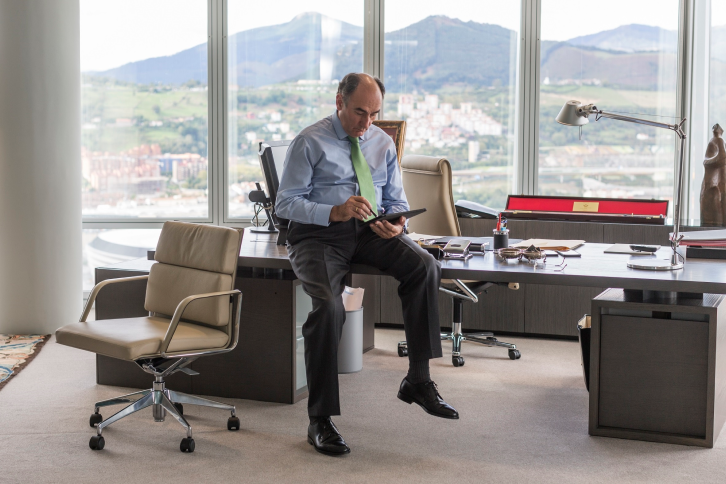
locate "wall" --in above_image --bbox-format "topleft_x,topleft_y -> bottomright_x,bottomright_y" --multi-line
0,0 -> 82,333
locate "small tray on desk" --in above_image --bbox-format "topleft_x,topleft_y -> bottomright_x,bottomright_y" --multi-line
428,236 -> 523,252
686,246 -> 726,260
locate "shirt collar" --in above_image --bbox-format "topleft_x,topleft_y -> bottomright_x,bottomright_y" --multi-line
332,111 -> 369,142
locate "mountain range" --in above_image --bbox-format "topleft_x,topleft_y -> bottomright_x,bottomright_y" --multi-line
565,24 -> 678,53
89,13 -> 720,91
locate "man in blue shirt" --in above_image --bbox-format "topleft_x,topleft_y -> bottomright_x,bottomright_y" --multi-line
276,73 -> 458,457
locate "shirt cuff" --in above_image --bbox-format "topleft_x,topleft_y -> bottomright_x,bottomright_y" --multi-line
313,203 -> 334,226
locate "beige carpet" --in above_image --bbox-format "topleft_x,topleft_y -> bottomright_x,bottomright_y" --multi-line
0,329 -> 724,484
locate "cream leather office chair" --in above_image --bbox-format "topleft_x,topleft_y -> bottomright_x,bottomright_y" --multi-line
56,222 -> 244,453
397,155 -> 521,366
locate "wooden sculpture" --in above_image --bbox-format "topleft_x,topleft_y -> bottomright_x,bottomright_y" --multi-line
701,124 -> 726,226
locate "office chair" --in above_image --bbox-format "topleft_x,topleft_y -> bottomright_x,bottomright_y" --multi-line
396,155 -> 521,367
372,120 -> 407,163
258,140 -> 292,245
56,222 -> 244,453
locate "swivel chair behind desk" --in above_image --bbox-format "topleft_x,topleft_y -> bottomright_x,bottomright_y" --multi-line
397,154 -> 521,366
258,140 -> 291,245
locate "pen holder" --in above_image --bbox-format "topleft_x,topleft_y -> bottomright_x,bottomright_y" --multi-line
493,230 -> 509,250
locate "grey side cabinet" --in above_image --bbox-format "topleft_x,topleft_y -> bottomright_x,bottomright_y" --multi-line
589,289 -> 726,447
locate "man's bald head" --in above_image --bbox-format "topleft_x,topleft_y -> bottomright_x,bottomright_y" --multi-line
337,73 -> 385,106
335,73 -> 386,138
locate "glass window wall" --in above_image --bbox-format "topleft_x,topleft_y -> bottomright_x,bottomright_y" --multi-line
539,0 -> 680,212
709,2 -> 726,131
226,1 -> 364,219
82,229 -> 161,292
81,0 -> 209,219
384,0 -> 521,209
78,1 -> 715,228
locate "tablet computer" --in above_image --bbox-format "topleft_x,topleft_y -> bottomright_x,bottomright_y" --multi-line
363,208 -> 426,225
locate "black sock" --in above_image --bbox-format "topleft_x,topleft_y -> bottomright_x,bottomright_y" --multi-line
310,416 -> 328,425
407,358 -> 430,384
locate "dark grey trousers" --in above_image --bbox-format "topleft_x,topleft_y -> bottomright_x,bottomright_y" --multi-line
287,219 -> 443,417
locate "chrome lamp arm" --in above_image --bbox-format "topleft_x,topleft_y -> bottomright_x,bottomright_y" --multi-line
557,101 -> 687,270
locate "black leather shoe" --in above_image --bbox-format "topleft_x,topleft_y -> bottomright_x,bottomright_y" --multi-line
307,417 -> 351,456
397,378 -> 460,419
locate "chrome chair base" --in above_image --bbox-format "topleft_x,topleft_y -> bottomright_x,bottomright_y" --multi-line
398,323 -> 521,367
88,356 -> 239,453
396,280 -> 522,367
440,321 -> 521,366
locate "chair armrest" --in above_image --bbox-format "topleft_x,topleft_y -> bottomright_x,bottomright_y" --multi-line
160,289 -> 242,357
439,279 -> 480,303
439,280 -> 519,303
80,275 -> 150,322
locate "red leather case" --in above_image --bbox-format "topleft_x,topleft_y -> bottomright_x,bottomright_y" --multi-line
502,195 -> 668,225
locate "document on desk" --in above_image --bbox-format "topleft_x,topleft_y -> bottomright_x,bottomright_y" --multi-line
674,229 -> 726,246
512,239 -> 585,250
604,244 -> 660,255
406,233 -> 443,242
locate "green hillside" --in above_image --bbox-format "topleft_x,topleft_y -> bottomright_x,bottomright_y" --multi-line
82,77 -> 208,154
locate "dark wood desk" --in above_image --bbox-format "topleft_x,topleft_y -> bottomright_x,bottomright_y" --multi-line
240,229 -> 726,293
97,228 -> 726,447
238,229 -> 726,447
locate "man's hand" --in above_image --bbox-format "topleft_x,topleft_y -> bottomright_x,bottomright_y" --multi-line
329,196 -> 374,222
370,216 -> 406,239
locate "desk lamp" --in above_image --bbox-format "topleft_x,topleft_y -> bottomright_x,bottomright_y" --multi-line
555,100 -> 687,270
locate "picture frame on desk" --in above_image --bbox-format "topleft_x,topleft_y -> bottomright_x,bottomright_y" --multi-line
372,120 -> 406,163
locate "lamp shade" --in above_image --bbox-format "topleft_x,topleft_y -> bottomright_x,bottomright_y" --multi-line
556,100 -> 589,126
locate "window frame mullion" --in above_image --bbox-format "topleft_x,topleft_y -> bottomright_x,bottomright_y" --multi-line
210,0 -> 223,226
684,0 -> 711,222
364,0 -> 385,83
516,0 -> 540,196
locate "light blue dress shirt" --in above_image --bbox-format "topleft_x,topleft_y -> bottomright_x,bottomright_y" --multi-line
276,111 -> 409,226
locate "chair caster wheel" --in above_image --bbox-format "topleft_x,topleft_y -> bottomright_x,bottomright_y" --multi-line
89,435 -> 105,450
227,416 -> 240,431
509,349 -> 521,360
398,345 -> 408,357
174,403 -> 184,416
452,356 -> 465,367
180,437 -> 195,453
89,412 -> 103,428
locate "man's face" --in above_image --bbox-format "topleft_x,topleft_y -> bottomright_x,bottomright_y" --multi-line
336,82 -> 382,138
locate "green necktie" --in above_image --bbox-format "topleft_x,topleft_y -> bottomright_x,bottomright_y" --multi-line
348,135 -> 377,221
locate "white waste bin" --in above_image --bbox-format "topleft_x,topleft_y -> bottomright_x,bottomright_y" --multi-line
338,308 -> 363,373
